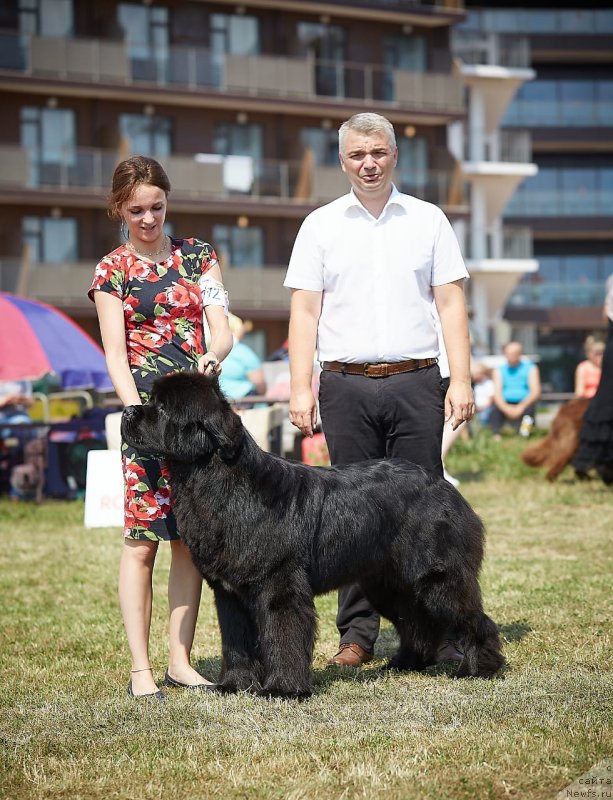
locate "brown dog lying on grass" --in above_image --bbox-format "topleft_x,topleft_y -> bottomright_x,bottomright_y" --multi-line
520,397 -> 590,482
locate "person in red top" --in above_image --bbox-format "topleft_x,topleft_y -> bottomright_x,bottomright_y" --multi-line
89,156 -> 232,699
574,336 -> 604,399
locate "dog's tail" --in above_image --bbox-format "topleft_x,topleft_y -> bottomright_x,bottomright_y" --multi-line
520,438 -> 550,468
457,613 -> 505,679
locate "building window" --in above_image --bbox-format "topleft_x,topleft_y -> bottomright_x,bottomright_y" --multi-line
20,106 -> 76,185
397,136 -> 428,195
300,128 -> 338,166
213,224 -> 264,268
119,113 -> 172,157
297,22 -> 346,97
19,0 -> 73,36
214,122 -> 262,160
211,13 -> 259,56
118,3 -> 169,82
383,34 -> 426,102
23,216 -> 78,263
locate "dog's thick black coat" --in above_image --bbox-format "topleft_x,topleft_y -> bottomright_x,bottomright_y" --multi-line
122,372 -> 504,697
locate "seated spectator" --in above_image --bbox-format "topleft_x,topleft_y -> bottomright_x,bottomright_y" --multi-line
489,341 -> 541,438
574,336 -> 604,399
219,314 -> 266,401
471,361 -> 495,426
0,379 -> 33,425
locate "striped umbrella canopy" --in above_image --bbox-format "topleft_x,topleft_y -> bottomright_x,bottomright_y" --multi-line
0,292 -> 112,391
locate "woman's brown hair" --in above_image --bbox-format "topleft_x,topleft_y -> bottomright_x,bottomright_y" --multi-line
108,155 -> 171,220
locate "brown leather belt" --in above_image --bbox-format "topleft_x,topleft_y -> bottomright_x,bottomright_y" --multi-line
321,357 -> 438,378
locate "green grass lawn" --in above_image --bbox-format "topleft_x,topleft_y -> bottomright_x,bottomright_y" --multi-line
0,431 -> 611,799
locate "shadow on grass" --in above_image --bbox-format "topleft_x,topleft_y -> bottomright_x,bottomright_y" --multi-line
499,619 -> 532,643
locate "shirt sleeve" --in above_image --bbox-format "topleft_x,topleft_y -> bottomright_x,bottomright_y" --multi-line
431,208 -> 469,286
283,213 -> 325,291
87,253 -> 126,302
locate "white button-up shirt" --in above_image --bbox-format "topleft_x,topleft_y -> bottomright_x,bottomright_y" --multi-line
284,186 -> 469,363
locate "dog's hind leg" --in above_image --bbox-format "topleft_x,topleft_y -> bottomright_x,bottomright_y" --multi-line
252,571 -> 317,699
414,572 -> 505,678
361,580 -> 430,671
212,582 -> 263,694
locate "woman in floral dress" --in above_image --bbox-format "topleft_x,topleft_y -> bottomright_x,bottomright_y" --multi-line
89,156 -> 233,698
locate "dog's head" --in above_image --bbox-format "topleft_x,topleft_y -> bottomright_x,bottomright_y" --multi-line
121,372 -> 244,463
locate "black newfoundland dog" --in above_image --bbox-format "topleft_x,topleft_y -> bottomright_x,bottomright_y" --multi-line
122,372 -> 504,698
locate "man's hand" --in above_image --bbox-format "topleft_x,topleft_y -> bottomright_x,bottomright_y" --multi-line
445,380 -> 475,430
289,387 -> 318,438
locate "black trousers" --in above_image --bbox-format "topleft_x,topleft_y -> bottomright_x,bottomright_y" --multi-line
318,365 -> 445,653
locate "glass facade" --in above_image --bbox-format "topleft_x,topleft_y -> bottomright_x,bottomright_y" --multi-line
459,9 -> 613,34
504,80 -> 613,127
508,256 -> 613,308
505,168 -> 613,217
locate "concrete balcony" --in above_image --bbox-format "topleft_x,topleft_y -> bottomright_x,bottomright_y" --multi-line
0,145 -> 464,213
208,0 -> 465,27
0,258 -> 291,317
452,31 -> 531,69
0,32 -> 465,124
463,129 -> 533,163
466,225 -> 534,261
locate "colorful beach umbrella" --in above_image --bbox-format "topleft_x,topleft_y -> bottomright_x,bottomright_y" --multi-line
0,292 -> 112,391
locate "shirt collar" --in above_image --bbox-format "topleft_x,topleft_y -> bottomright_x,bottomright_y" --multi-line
341,184 -> 408,217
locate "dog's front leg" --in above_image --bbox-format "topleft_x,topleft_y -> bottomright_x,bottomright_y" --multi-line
251,574 -> 316,700
212,582 -> 263,694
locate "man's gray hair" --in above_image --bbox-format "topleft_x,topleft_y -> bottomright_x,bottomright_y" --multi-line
338,113 -> 397,154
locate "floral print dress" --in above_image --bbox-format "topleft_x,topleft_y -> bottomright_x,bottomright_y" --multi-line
88,237 -> 219,540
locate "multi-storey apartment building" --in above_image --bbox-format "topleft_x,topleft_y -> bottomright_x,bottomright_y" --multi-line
0,0 -> 468,359
459,2 -> 613,391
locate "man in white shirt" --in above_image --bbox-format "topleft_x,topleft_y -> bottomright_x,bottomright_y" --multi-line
284,112 -> 475,668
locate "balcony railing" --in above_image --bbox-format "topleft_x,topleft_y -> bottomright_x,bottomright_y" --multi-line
507,280 -> 608,308
506,188 -> 613,217
323,0 -> 463,10
465,226 -> 533,260
0,259 -> 292,313
452,31 -> 531,69
0,32 -> 464,116
464,130 -> 533,163
504,99 -> 613,128
457,9 -> 613,36
0,145 -> 463,209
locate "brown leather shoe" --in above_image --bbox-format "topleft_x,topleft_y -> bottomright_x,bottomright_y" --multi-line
327,643 -> 373,667
435,639 -> 464,664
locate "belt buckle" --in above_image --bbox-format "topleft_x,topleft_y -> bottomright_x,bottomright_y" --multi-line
364,363 -> 387,378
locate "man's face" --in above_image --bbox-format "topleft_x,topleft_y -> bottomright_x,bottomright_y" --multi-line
339,129 -> 398,203
505,344 -> 523,367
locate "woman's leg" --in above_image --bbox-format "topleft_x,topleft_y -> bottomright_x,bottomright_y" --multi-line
118,538 -> 159,695
167,539 -> 215,685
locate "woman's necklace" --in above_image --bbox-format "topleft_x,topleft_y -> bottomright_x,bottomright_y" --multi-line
126,234 -> 170,259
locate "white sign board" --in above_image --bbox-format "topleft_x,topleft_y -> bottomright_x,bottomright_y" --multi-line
84,449 -> 123,528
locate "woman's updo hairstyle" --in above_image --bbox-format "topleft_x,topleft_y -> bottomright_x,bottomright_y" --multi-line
108,155 -> 171,220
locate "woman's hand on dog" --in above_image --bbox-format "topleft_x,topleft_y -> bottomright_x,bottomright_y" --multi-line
199,351 -> 222,376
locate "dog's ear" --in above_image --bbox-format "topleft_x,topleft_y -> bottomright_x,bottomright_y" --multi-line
202,406 -> 244,461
